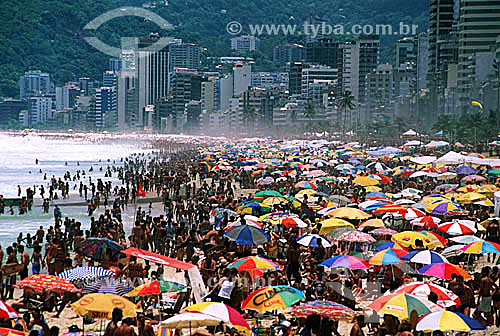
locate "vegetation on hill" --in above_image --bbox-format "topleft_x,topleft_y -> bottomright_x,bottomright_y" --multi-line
0,0 -> 429,96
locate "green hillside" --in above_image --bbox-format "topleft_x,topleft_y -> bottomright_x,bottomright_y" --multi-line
0,0 -> 429,96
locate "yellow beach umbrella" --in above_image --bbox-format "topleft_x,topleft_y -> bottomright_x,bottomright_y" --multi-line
392,231 -> 435,249
477,184 -> 499,194
365,186 -> 382,192
72,293 -> 136,320
327,207 -> 371,220
262,197 -> 288,207
319,218 -> 355,235
353,176 -> 380,186
454,192 -> 486,204
358,218 -> 385,228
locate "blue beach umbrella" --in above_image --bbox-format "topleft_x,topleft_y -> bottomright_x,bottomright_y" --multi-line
224,224 -> 270,245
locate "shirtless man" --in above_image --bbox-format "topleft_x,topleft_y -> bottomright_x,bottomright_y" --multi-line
350,315 -> 365,336
474,266 -> 498,326
114,318 -> 137,336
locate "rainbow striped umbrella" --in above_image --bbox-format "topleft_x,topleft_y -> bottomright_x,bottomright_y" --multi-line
126,280 -> 186,297
416,311 -> 485,332
417,262 -> 472,280
241,286 -> 305,312
295,181 -> 317,189
369,248 -> 407,265
425,201 -> 467,216
394,281 -> 460,307
291,301 -> 355,321
227,256 -> 282,272
368,293 -> 443,319
460,240 -> 500,254
319,255 -> 370,269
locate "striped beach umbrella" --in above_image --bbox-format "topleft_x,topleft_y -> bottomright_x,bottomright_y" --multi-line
416,311 -> 485,332
369,248 -> 407,265
295,181 -> 317,189
82,278 -> 134,296
224,224 -> 270,245
291,301 -> 355,321
184,302 -> 250,330
15,274 -> 80,293
126,280 -> 186,297
58,266 -> 114,283
241,286 -> 305,312
335,230 -> 375,243
0,300 -> 18,318
75,238 -> 122,262
370,228 -> 398,236
394,281 -> 460,307
401,250 -> 448,265
410,216 -> 441,228
417,262 -> 472,280
227,256 -> 282,272
319,255 -> 370,270
297,234 -> 332,248
438,221 -> 476,235
460,240 -> 500,254
368,293 -> 443,319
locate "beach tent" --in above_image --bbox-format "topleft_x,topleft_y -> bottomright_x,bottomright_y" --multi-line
425,140 -> 449,148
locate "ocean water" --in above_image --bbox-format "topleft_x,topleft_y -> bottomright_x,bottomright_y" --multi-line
0,133 -> 151,249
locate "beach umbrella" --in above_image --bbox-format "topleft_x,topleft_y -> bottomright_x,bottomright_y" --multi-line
227,256 -> 282,272
410,216 -> 441,228
460,240 -> 500,254
367,293 -> 443,319
0,329 -> 24,336
367,162 -> 391,172
290,301 -> 355,321
425,201 -> 466,216
335,230 -> 375,243
449,235 -> 483,244
254,190 -> 283,198
224,224 -> 270,245
359,200 -> 391,210
442,245 -> 466,257
327,207 -> 371,219
369,248 -> 407,265
394,281 -> 460,307
319,217 -> 354,231
297,234 -> 332,248
184,302 -> 250,330
353,176 -> 379,186
126,280 -> 186,297
241,286 -> 305,312
372,204 -> 406,214
15,274 -> 80,293
322,226 -> 355,240
72,293 -> 136,319
0,301 -> 18,319
394,199 -> 416,205
317,206 -> 338,216
401,250 -> 448,265
358,218 -> 385,229
58,266 -> 114,283
455,192 -> 487,204
236,202 -> 271,215
392,231 -> 434,249
280,216 -> 308,228
257,176 -> 274,185
370,228 -> 397,236
319,255 -> 370,269
417,263 -> 472,280
258,211 -> 293,225
211,208 -> 239,229
82,278 -> 134,296
75,238 -> 122,262
456,165 -> 477,175
295,181 -> 317,189
477,184 -> 499,194
161,312 -> 223,328
474,199 -> 494,207
416,311 -> 485,332
402,207 -> 426,220
373,242 -> 408,252
461,175 -> 486,183
438,221 -> 476,235
262,196 -> 288,207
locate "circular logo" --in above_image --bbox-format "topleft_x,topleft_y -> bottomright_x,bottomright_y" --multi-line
111,298 -> 126,309
79,296 -> 94,306
226,21 -> 243,35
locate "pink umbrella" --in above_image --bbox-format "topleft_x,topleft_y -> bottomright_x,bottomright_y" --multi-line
370,228 -> 398,236
305,170 -> 327,177
335,230 -> 376,243
461,175 -> 486,183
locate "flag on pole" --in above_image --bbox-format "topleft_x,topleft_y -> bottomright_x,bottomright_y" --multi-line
137,183 -> 146,197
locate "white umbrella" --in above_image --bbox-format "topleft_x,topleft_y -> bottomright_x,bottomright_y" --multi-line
161,312 -> 224,328
442,245 -> 466,257
449,235 -> 483,244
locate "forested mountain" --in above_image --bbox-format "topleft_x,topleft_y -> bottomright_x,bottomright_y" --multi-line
0,0 -> 429,96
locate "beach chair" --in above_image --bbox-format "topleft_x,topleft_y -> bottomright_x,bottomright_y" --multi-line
161,287 -> 191,317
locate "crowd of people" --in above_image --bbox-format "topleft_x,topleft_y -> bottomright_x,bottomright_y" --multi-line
1,138 -> 500,336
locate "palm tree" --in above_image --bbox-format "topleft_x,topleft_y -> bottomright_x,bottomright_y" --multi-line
339,91 -> 355,133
